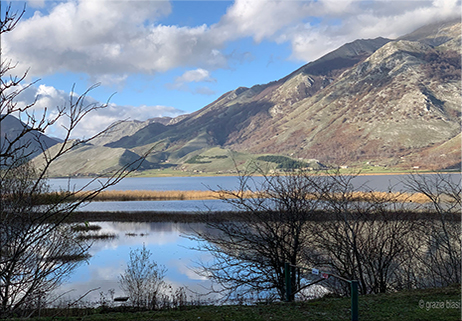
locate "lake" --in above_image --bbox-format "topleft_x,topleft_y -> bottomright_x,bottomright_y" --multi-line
48,174 -> 460,212
50,176 -> 249,212
55,222 -> 217,305
56,221 -> 329,306
48,176 -> 247,192
50,174 -> 461,193
51,173 -> 460,304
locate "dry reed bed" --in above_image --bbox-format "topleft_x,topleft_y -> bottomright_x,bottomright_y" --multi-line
64,190 -> 255,201
48,190 -> 436,203
348,191 -> 431,203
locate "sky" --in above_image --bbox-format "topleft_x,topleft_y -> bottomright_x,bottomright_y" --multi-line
2,0 -> 460,138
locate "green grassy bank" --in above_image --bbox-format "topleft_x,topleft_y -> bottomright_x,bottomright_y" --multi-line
126,167 -> 459,178
16,284 -> 460,321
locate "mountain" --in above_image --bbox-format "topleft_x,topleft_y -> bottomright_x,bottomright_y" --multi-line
32,142 -> 152,177
0,114 -> 60,162
35,19 -> 461,176
398,18 -> 462,47
91,117 -> 172,146
106,37 -> 393,159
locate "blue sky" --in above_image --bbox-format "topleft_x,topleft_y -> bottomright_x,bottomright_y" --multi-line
2,0 -> 460,138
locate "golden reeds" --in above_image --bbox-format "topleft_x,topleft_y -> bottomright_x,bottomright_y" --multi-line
339,191 -> 431,204
90,190 -> 217,201
43,189 -> 434,203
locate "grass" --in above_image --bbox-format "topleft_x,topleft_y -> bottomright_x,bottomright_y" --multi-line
129,168 -> 230,177
16,284 -> 461,321
127,155 -> 459,177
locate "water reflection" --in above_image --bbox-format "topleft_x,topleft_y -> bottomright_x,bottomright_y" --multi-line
76,199 -> 236,212
56,222 -> 214,304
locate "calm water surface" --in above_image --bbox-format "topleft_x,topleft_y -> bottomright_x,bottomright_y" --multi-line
76,199 -> 236,212
52,174 -> 460,302
49,176 -> 247,192
49,174 -> 461,193
57,222 -> 215,304
49,174 -> 460,212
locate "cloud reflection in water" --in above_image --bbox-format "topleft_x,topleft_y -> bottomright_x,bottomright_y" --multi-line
55,222 -> 214,304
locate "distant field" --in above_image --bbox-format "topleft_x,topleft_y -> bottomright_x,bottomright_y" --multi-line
125,167 -> 460,178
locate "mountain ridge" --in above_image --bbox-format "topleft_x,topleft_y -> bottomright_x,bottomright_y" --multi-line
32,19 -> 462,176
0,114 -> 60,162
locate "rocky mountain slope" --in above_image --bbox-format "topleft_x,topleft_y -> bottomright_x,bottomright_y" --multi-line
33,19 -> 461,176
32,142 -> 148,177
0,114 -> 60,161
232,33 -> 460,165
90,117 -> 172,147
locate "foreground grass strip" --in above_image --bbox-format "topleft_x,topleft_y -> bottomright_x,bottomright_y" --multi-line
19,285 -> 460,321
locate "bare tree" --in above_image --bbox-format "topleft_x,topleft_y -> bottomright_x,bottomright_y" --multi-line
193,167 -> 434,301
0,161 -> 92,317
309,202 -> 421,294
0,5 -> 149,317
402,173 -> 461,287
298,171 -> 424,295
119,245 -> 167,309
192,168 -> 329,302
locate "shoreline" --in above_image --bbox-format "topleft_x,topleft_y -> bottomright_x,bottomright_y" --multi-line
69,210 -> 237,223
48,169 -> 461,179
68,209 -> 461,223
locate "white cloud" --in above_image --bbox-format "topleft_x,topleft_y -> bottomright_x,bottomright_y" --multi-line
213,0 -> 461,63
55,102 -> 182,139
283,0 -> 462,62
3,0 -> 460,84
12,84 -> 184,139
3,0 -> 226,79
166,69 -> 217,95
177,69 -> 216,83
213,0 -> 312,42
